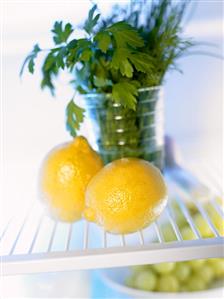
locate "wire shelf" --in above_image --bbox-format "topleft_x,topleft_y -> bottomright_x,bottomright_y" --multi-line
1,167 -> 223,275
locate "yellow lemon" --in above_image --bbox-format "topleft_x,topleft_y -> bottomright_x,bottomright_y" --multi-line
40,136 -> 103,222
84,158 -> 167,233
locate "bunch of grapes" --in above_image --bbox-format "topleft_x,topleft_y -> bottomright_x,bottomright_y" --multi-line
125,197 -> 224,293
125,258 -> 224,292
166,198 -> 224,241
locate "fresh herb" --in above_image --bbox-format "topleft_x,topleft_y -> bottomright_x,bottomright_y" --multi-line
84,4 -> 100,35
20,44 -> 41,75
52,21 -> 73,44
21,0 -> 193,137
66,99 -> 85,137
112,82 -> 138,110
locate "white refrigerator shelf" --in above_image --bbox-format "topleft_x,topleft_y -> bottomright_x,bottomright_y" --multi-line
1,167 -> 223,275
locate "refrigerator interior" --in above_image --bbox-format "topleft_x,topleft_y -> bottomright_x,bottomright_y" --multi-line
1,1 -> 223,298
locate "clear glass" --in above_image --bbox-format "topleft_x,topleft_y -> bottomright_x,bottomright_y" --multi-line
84,86 -> 164,169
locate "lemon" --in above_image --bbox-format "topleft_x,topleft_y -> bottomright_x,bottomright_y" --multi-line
40,136 -> 103,222
84,158 -> 167,233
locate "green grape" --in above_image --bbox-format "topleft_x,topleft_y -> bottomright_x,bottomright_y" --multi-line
175,212 -> 188,228
179,285 -> 189,292
188,259 -> 206,270
213,216 -> 224,236
131,265 -> 148,274
174,262 -> 191,282
146,265 -> 156,272
197,265 -> 214,284
135,269 -> 157,291
170,202 -> 187,228
162,225 -> 177,242
125,274 -> 136,288
206,206 -> 224,236
156,275 -> 179,292
181,226 -> 196,240
187,274 -> 207,291
186,201 -> 198,214
153,262 -> 175,274
208,258 -> 224,278
193,214 -> 213,238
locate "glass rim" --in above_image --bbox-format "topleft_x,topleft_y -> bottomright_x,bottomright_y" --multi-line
84,85 -> 163,99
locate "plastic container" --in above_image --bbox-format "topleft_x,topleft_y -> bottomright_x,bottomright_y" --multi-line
92,267 -> 224,299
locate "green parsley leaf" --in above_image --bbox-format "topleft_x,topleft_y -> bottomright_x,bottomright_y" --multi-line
111,48 -> 129,69
80,48 -> 92,62
67,39 -> 78,50
42,52 -> 56,71
108,21 -> 144,48
111,48 -> 133,77
112,82 -> 138,110
93,76 -> 112,87
66,99 -> 85,137
120,60 -> 133,78
52,21 -> 73,45
94,31 -> 111,53
129,52 -> 154,73
20,44 -> 41,76
56,47 -> 68,69
84,5 -> 100,35
71,64 -> 92,94
110,48 -> 153,77
40,52 -> 59,94
66,39 -> 92,69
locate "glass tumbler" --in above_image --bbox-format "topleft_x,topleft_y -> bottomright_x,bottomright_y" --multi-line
83,86 -> 164,170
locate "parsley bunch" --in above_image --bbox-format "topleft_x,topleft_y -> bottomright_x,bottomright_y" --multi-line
21,1 -> 193,137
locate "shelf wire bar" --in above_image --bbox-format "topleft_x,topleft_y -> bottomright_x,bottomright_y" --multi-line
83,221 -> 89,250
9,210 -> 32,255
0,218 -> 13,242
120,235 -> 125,247
153,221 -> 164,243
173,182 -> 220,237
210,198 -> 224,218
47,221 -> 57,252
28,214 -> 44,254
138,230 -> 144,245
192,200 -> 220,237
102,231 -> 107,248
174,195 -> 201,239
166,205 -> 183,241
66,224 -> 73,251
